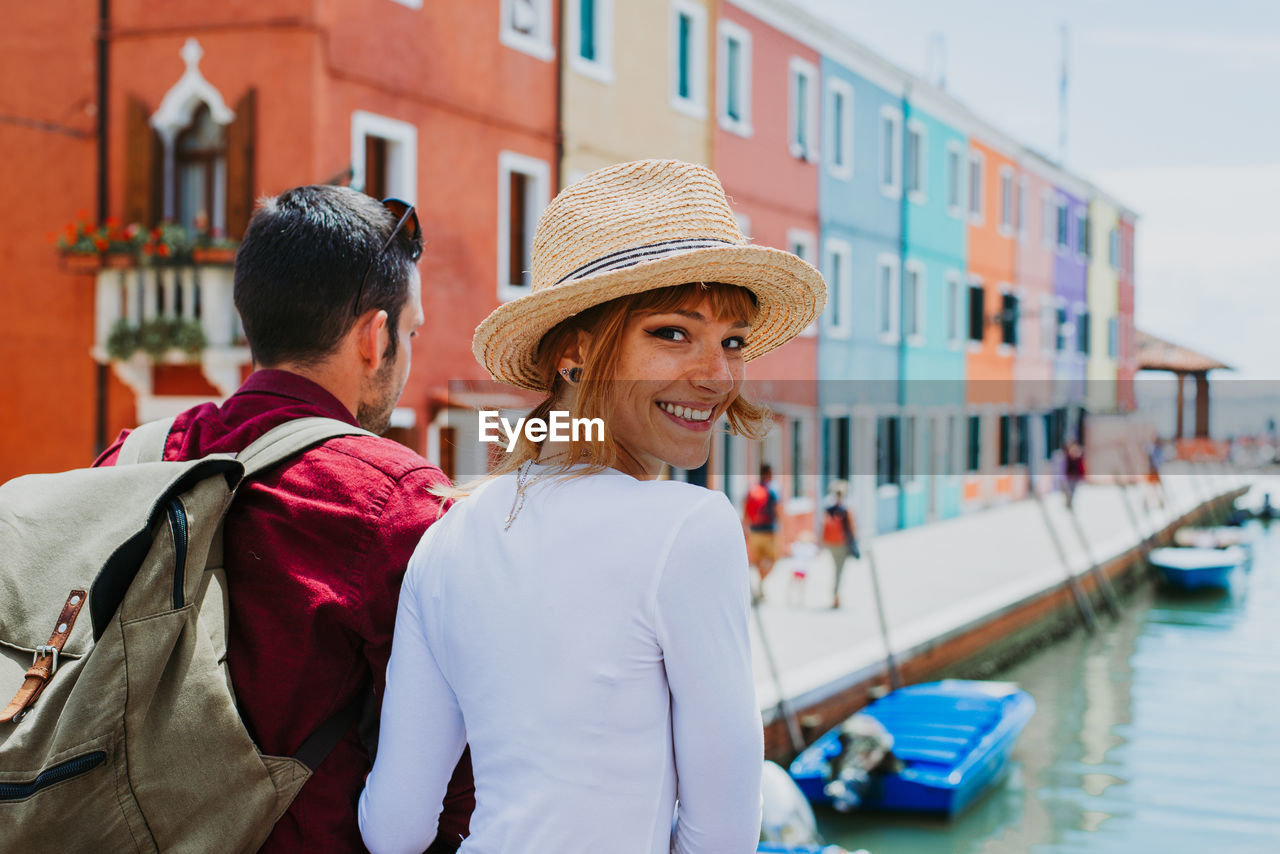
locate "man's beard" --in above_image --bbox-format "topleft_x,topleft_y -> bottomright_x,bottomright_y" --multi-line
356,353 -> 401,435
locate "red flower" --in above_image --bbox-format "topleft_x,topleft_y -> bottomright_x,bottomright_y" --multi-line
157,244 -> 171,258
94,237 -> 109,252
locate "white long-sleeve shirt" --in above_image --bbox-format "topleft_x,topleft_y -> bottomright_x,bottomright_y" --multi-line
358,465 -> 763,854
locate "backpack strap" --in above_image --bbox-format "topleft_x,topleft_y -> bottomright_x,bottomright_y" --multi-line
116,417 -> 178,465
235,416 -> 376,480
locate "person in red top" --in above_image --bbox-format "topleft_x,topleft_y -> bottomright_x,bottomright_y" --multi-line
96,186 -> 473,852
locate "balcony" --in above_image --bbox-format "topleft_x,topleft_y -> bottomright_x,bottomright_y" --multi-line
93,263 -> 251,412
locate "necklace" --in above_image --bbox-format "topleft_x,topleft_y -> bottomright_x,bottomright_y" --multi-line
504,461 -> 551,531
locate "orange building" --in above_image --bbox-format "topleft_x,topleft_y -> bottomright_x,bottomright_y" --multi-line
1,1 -> 559,481
963,136 -> 1020,507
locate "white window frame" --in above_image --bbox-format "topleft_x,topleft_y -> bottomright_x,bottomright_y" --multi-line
998,165 -> 1014,236
497,151 -> 551,303
568,0 -> 614,83
946,140 -> 966,219
823,237 -> 853,339
669,0 -> 707,119
1017,176 -> 1029,242
945,269 -> 964,349
826,77 -> 854,181
500,0 -> 554,61
1055,196 -> 1070,254
788,228 -> 819,337
787,58 -> 819,162
968,149 -> 985,224
1041,188 -> 1055,248
717,19 -> 753,137
905,119 -> 927,205
904,260 -> 926,346
876,253 -> 901,344
351,111 -> 418,201
878,105 -> 902,198
1075,209 -> 1089,261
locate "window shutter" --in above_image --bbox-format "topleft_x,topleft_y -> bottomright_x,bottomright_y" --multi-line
225,88 -> 257,241
124,96 -> 160,226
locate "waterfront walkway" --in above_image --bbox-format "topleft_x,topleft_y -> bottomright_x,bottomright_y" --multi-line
750,466 -> 1254,720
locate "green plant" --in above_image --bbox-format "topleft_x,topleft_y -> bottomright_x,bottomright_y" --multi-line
172,317 -> 207,355
105,319 -> 139,361
52,214 -> 144,256
137,317 -> 174,359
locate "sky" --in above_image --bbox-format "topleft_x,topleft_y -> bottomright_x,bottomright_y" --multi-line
787,0 -> 1280,382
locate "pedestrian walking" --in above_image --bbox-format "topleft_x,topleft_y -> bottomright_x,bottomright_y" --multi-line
1064,441 -> 1087,509
95,186 -> 474,853
821,480 -> 860,608
744,463 -> 780,599
358,159 -> 826,854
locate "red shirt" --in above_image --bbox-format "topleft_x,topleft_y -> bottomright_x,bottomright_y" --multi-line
97,370 -> 474,852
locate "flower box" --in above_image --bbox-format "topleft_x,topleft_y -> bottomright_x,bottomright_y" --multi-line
63,253 -> 102,274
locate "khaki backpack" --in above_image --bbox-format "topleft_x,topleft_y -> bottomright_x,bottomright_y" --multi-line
0,417 -> 374,852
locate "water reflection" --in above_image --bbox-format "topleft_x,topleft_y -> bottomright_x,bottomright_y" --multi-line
818,522 -> 1280,854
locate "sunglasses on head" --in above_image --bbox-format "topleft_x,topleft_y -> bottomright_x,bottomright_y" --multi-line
353,197 -> 422,317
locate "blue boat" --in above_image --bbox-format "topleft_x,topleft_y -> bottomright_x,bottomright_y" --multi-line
789,680 -> 1035,817
1148,546 -> 1246,590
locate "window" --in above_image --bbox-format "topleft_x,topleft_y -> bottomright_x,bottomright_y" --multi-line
1056,304 -> 1068,352
790,418 -> 806,499
789,229 -> 817,337
946,141 -> 965,217
1016,414 -> 1031,465
1017,177 -> 1028,241
1077,309 -> 1091,356
500,0 -> 554,61
569,0 -> 613,82
968,150 -> 984,222
905,120 -> 926,202
498,151 -> 550,301
876,416 -> 900,488
998,415 -> 1011,466
174,104 -> 227,233
717,20 -> 752,136
1108,316 -> 1119,358
1000,290 -> 1019,348
1056,199 -> 1069,250
904,260 -> 925,344
1077,210 -> 1090,258
879,107 -> 902,197
827,78 -> 854,179
670,1 -> 707,117
824,416 -> 852,483
998,166 -> 1014,235
1041,190 -> 1055,248
967,279 -> 985,343
1042,413 -> 1055,460
877,254 -> 900,342
352,110 -> 418,202
946,271 -> 964,346
823,238 -> 853,338
966,415 -> 981,473
1108,227 -> 1120,270
788,58 -> 818,161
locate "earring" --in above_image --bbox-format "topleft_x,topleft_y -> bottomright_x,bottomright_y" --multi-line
561,367 -> 582,384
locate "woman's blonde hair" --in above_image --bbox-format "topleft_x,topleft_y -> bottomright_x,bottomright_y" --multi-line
450,282 -> 770,496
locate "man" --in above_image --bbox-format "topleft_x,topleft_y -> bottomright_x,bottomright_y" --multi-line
743,463 -> 779,599
96,186 -> 473,852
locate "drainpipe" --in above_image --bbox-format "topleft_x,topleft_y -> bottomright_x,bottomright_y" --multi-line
896,85 -> 911,529
94,0 -> 110,452
553,0 -> 565,190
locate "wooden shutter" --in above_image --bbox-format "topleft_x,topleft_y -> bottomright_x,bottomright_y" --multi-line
123,96 -> 160,226
225,88 -> 257,241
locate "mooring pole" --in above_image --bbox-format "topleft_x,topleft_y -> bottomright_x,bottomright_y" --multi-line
751,600 -> 805,754
863,544 -> 903,691
1063,497 -> 1123,618
1035,492 -> 1098,632
1119,447 -> 1156,554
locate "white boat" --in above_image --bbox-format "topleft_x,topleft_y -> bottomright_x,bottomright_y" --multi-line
1148,546 -> 1247,590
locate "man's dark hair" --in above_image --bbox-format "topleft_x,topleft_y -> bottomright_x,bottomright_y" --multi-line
760,463 -> 772,479
233,185 -> 422,367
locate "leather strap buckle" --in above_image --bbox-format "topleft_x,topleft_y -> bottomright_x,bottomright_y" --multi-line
33,645 -> 59,675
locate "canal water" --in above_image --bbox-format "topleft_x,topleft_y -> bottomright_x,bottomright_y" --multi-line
816,521 -> 1280,854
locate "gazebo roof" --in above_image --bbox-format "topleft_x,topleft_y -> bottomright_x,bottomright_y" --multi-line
1137,330 -> 1232,374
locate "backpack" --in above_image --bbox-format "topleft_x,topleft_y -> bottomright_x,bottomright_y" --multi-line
0,416 -> 373,853
744,483 -> 777,529
821,505 -> 848,546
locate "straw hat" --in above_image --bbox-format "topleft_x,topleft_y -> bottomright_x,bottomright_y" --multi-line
472,159 -> 827,391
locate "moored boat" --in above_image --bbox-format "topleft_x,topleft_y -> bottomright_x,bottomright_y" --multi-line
789,680 -> 1035,817
1148,546 -> 1246,590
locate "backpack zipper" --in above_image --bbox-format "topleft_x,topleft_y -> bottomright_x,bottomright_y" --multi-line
0,751 -> 106,800
167,499 -> 188,610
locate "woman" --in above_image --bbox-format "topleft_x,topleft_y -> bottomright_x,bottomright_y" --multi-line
358,160 -> 826,854
821,480 -> 859,609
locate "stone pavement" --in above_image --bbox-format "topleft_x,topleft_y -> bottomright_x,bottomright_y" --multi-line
749,465 -> 1257,720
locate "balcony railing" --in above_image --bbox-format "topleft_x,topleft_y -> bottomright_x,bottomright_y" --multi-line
93,263 -> 250,399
